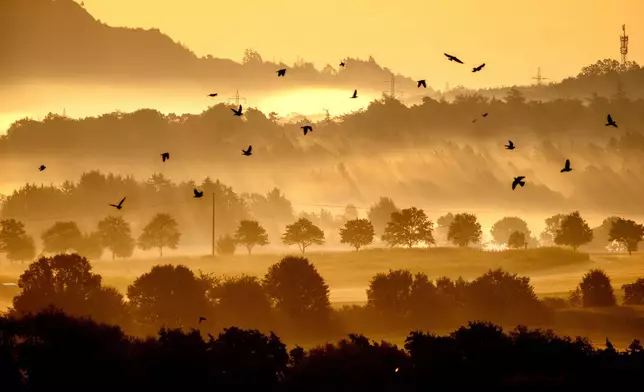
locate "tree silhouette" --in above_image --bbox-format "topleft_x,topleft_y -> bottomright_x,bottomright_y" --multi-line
282,218 -> 325,253
339,218 -> 375,251
435,213 -> 455,246
216,275 -> 273,330
216,234 -> 237,255
263,256 -> 331,322
13,253 -> 126,325
540,214 -> 565,246
382,207 -> 434,248
97,216 -> 135,259
555,211 -> 593,251
138,213 -> 181,258
0,219 -> 35,263
490,217 -> 530,245
367,269 -> 413,319
608,218 -> 644,255
368,197 -> 399,237
622,278 -> 644,305
76,231 -> 104,260
234,220 -> 269,255
578,269 -> 616,307
343,204 -> 359,221
127,264 -> 210,334
41,221 -> 82,254
507,231 -> 527,249
447,213 -> 482,247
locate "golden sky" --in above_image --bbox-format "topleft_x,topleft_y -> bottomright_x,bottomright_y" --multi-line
69,0 -> 644,88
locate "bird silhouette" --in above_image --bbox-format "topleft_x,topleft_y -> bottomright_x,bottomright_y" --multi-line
161,152 -> 170,162
472,63 -> 486,72
561,159 -> 572,173
350,89 -> 358,99
207,333 -> 215,341
505,140 -> 515,150
444,53 -> 464,64
301,125 -> 313,135
472,119 -> 477,122
109,197 -> 126,210
482,113 -> 488,117
38,165 -> 46,171
199,316 -> 207,324
231,105 -> 243,116
339,61 -> 345,67
277,69 -> 286,77
512,176 -> 526,190
194,189 -> 204,198
605,114 -> 618,128
242,145 -> 252,156
207,93 -> 218,97
417,80 -> 427,88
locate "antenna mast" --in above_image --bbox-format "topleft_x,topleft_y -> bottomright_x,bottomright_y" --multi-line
532,67 -> 549,86
620,24 -> 629,66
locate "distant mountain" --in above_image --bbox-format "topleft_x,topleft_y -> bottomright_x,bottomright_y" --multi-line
0,0 -> 424,93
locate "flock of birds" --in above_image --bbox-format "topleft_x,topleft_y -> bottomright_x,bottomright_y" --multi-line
34,53 -> 622,209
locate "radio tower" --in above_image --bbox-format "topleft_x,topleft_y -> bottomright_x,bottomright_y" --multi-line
532,67 -> 548,86
620,24 -> 629,66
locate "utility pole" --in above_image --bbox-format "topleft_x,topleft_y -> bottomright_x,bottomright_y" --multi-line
532,67 -> 549,86
382,72 -> 404,99
227,90 -> 247,106
620,24 -> 629,66
211,192 -> 216,257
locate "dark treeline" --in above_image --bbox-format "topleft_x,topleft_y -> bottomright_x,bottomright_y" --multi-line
3,254 -> 644,389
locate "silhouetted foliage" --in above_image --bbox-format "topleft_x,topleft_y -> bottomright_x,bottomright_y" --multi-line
382,207 -> 434,248
508,231 -> 527,249
578,269 -> 616,307
215,275 -> 273,330
41,221 -> 82,254
282,218 -> 325,253
339,218 -> 374,251
447,213 -> 482,247
609,218 -> 644,255
368,197 -> 399,237
234,220 -> 269,255
216,234 -> 237,255
622,278 -> 644,305
138,213 -> 181,257
491,217 -> 530,245
555,211 -> 593,251
75,231 -> 104,260
540,214 -> 565,246
0,219 -> 35,262
97,215 -> 135,259
435,213 -> 455,246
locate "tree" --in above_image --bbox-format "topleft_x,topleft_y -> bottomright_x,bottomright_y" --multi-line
234,220 -> 269,255
367,269 -> 413,318
216,275 -> 273,329
435,213 -> 455,246
216,234 -> 237,255
490,217 -> 530,245
343,204 -> 359,221
127,264 -> 210,333
578,269 -> 616,307
76,232 -> 104,260
137,213 -> 181,258
447,213 -> 482,247
13,253 -> 126,325
97,216 -> 135,259
282,218 -> 325,253
263,256 -> 331,321
609,218 -> 644,255
41,221 -> 83,254
555,211 -> 593,251
0,219 -> 36,262
381,207 -> 434,248
339,218 -> 375,251
622,278 -> 644,305
507,231 -> 527,249
540,214 -> 565,246
367,197 -> 399,237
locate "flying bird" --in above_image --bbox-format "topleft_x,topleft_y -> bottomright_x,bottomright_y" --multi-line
199,316 -> 207,324
417,79 -> 427,88
444,53 -> 464,64
277,69 -> 286,77
561,159 -> 572,173
161,152 -> 170,162
231,105 -> 243,116
482,113 -> 488,117
350,89 -> 358,99
38,165 -> 46,171
301,125 -> 313,135
242,145 -> 252,156
194,189 -> 204,198
472,63 -> 486,72
207,93 -> 218,97
605,114 -> 618,128
339,61 -> 345,67
512,176 -> 526,190
109,197 -> 126,210
505,140 -> 515,150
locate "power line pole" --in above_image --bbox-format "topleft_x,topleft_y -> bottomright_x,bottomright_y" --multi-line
211,192 -> 216,257
227,90 -> 247,106
382,72 -> 403,99
532,67 -> 549,86
620,24 -> 629,66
